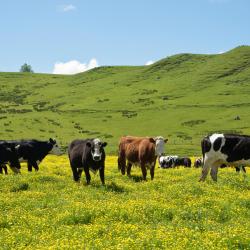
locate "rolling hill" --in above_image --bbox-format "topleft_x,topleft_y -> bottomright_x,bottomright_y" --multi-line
1,45 -> 250,155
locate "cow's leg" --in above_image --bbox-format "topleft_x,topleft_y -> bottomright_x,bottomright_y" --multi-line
84,167 -> 91,185
199,158 -> 212,182
140,162 -> 147,181
0,165 -> 3,174
3,165 -> 8,175
99,167 -> 105,185
77,169 -> 83,178
32,162 -> 39,171
242,166 -> 246,173
150,162 -> 156,180
127,162 -> 132,177
28,161 -> 33,172
210,162 -> 220,182
235,166 -> 240,173
71,167 -> 80,182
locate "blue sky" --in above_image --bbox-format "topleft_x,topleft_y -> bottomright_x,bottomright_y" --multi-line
1,0 -> 250,74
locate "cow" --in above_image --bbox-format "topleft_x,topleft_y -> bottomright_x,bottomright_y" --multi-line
68,138 -> 107,184
118,136 -> 168,180
158,155 -> 178,168
200,133 -> 250,182
159,156 -> 191,168
175,157 -> 192,168
0,142 -> 21,174
0,138 -> 62,172
194,158 -> 203,168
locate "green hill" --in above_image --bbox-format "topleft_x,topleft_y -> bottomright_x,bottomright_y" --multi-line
1,45 -> 250,155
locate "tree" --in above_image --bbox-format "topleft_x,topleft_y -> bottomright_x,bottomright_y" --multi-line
20,63 -> 34,73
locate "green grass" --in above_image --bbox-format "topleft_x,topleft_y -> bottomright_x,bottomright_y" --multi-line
1,45 -> 250,155
0,156 -> 249,249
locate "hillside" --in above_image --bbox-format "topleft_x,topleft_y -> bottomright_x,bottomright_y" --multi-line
1,45 -> 250,154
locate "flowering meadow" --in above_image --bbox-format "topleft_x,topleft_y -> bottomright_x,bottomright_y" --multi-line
0,155 -> 249,249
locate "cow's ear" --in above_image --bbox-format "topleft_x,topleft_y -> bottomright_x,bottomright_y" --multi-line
86,142 -> 92,147
102,142 -> 107,147
149,138 -> 155,143
164,138 -> 168,143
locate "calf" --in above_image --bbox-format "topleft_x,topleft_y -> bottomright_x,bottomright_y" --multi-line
200,133 -> 250,182
68,138 -> 107,184
0,142 -> 21,174
118,136 -> 168,180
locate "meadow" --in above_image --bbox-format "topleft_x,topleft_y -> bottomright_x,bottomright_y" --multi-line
0,156 -> 249,249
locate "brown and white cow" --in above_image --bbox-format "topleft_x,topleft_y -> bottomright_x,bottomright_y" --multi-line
118,136 -> 168,180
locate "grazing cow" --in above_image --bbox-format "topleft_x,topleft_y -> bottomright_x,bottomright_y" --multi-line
159,156 -> 191,168
194,158 -> 203,168
0,138 -> 62,172
118,136 -> 168,180
175,157 -> 192,168
200,133 -> 250,182
68,138 -> 107,184
158,155 -> 178,168
0,142 -> 21,174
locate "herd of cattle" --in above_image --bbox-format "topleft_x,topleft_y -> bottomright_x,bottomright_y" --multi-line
0,133 -> 249,184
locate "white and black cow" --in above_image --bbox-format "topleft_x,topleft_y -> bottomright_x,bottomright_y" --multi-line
0,142 -> 21,174
200,133 -> 250,181
1,138 -> 62,172
159,155 -> 191,168
68,138 -> 107,184
158,155 -> 178,168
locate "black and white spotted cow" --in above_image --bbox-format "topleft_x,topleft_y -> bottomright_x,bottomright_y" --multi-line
68,138 -> 107,184
200,133 -> 250,182
1,138 -> 62,172
158,155 -> 178,168
0,142 -> 21,174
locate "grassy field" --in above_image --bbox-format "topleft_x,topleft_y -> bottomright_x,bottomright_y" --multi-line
1,45 -> 250,155
0,155 -> 249,249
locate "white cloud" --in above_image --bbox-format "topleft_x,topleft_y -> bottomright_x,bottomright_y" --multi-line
59,4 -> 76,12
218,51 -> 224,54
145,60 -> 154,66
53,59 -> 98,75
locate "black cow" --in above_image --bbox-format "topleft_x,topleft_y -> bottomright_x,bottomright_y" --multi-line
175,157 -> 191,168
68,138 -> 107,184
0,138 -> 62,172
0,142 -> 21,174
200,133 -> 250,182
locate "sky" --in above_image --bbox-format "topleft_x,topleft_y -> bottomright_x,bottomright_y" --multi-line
0,0 -> 250,74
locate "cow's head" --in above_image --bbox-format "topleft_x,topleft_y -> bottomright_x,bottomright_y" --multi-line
86,138 -> 107,161
152,136 -> 168,156
49,138 -> 62,155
